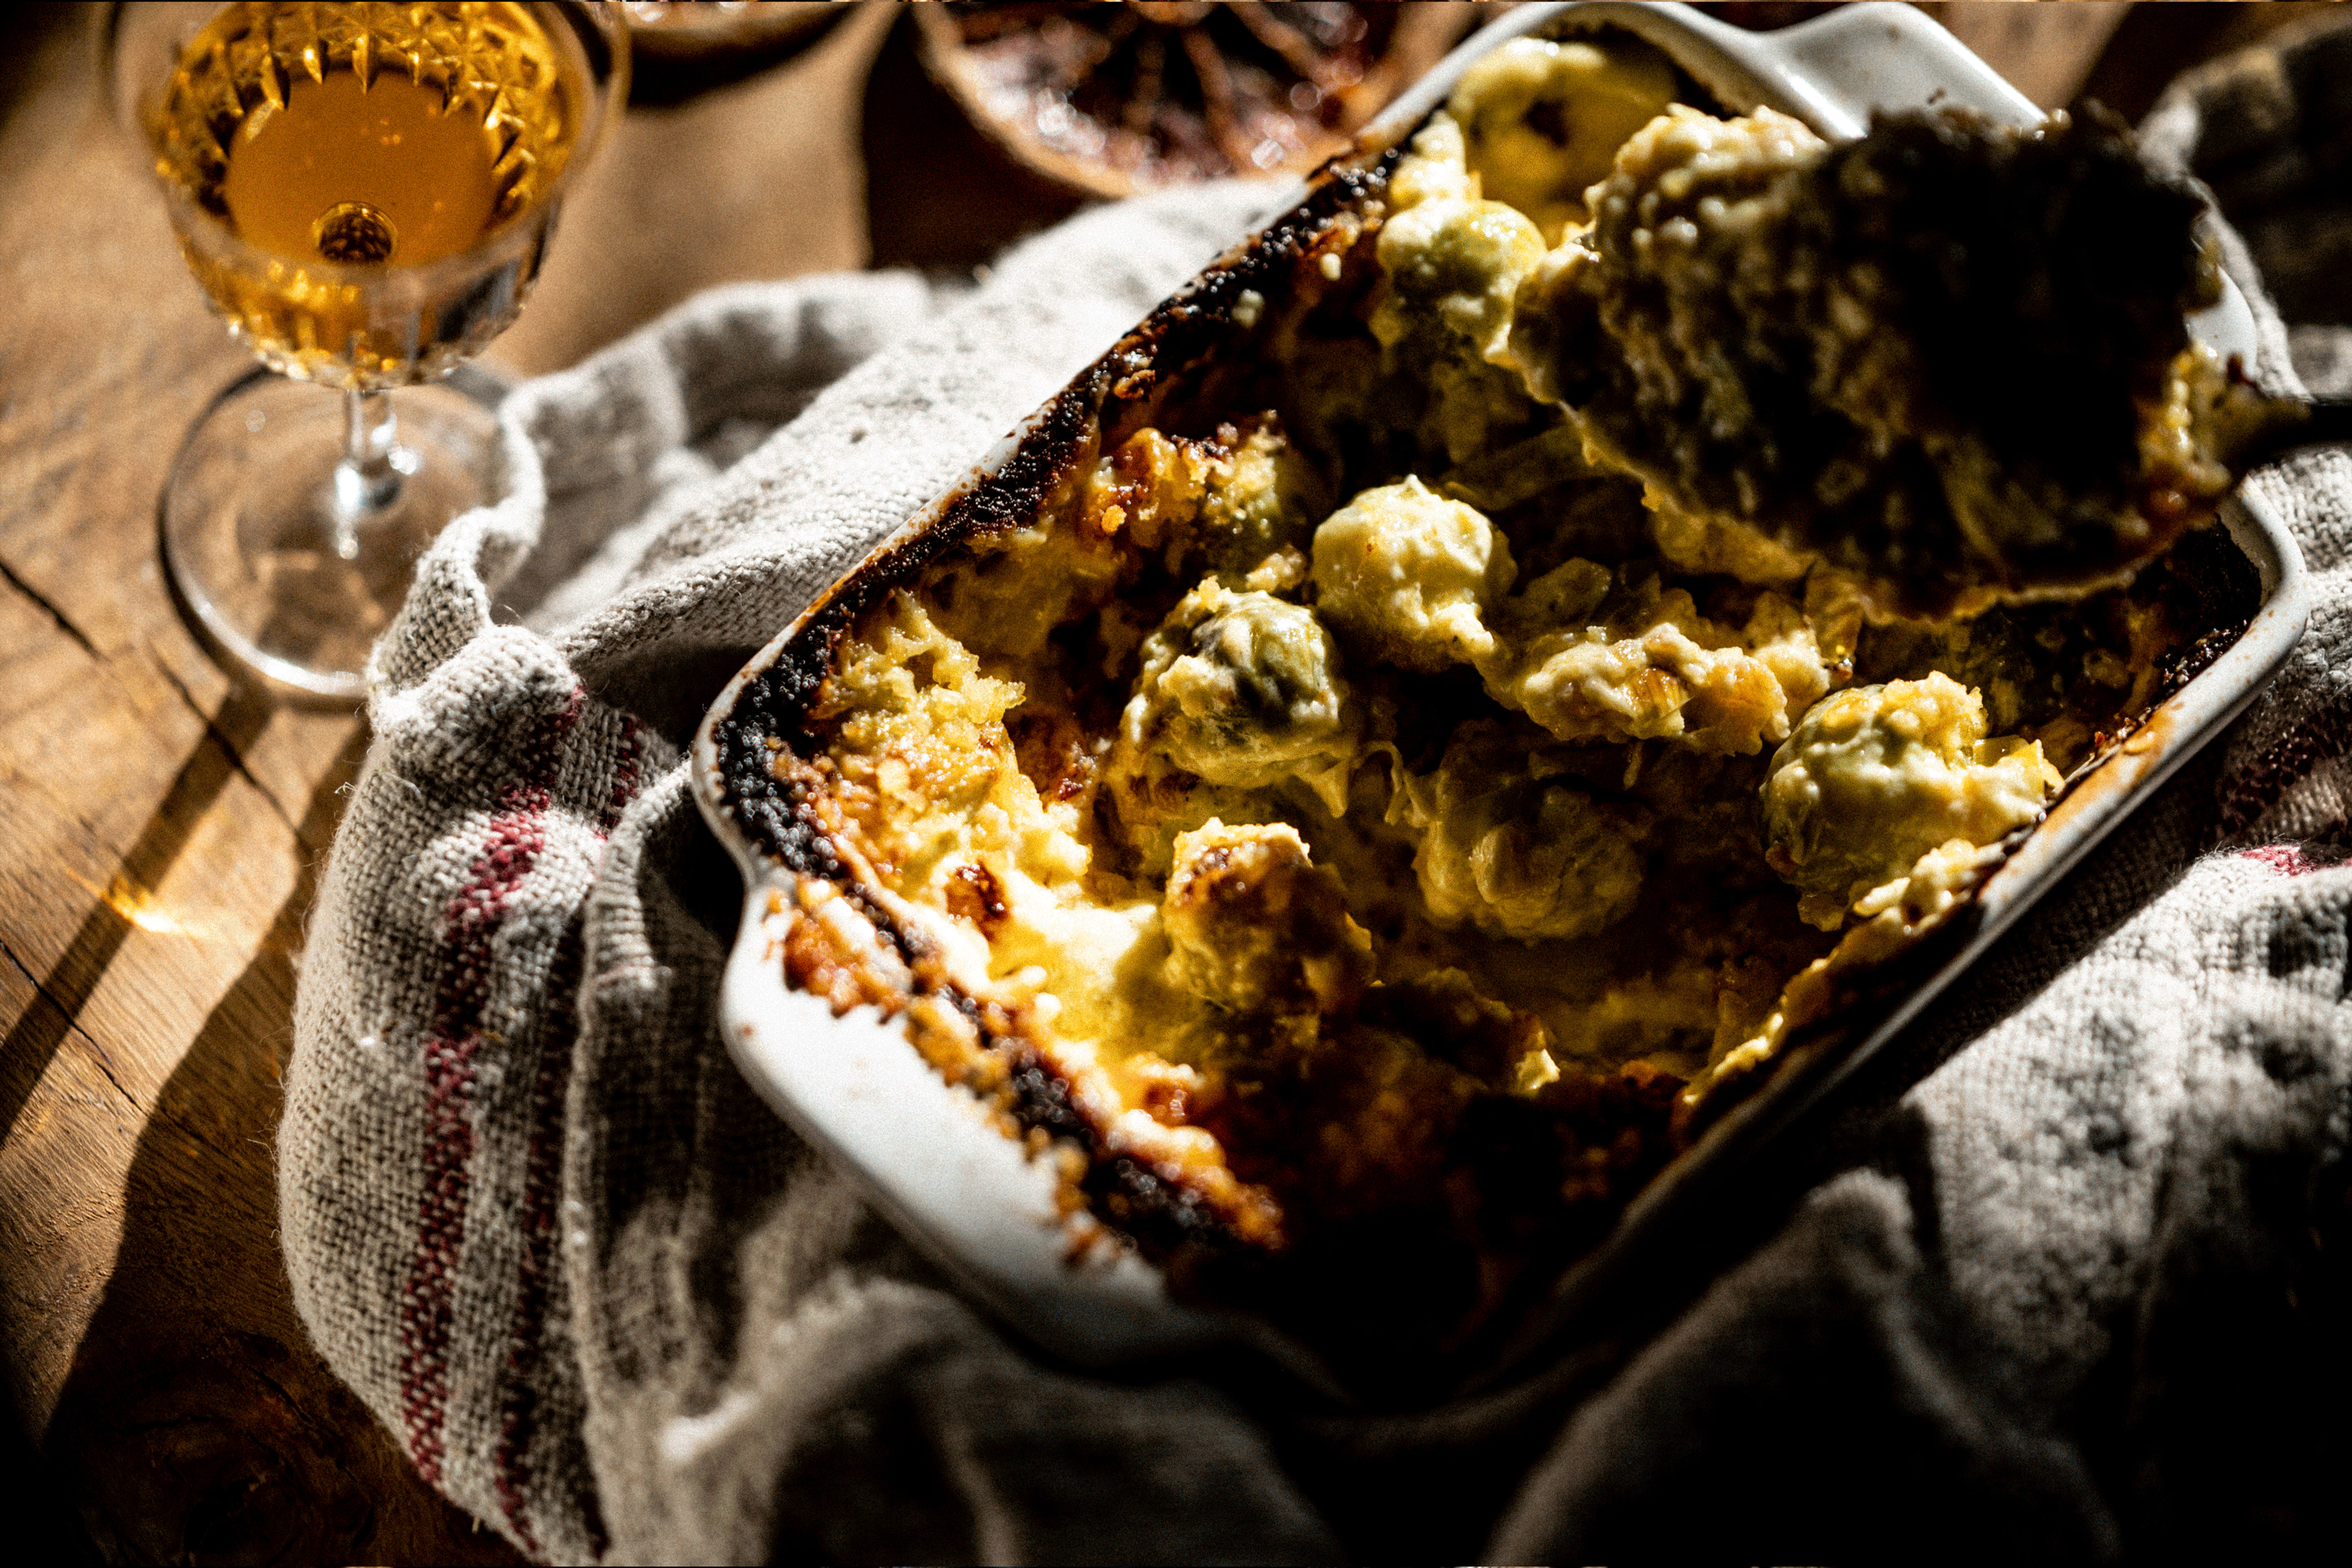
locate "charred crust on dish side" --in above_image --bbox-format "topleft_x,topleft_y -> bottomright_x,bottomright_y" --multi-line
710,155 -> 1414,1282
702,82 -> 2270,1378
713,146 -> 1403,848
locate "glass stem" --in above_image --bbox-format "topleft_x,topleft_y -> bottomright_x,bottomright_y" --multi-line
332,387 -> 403,558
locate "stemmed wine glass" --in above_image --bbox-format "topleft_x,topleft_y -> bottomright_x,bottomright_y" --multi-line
105,2 -> 627,702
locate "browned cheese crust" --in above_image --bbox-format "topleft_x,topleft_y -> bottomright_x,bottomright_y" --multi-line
732,35 -> 2266,1381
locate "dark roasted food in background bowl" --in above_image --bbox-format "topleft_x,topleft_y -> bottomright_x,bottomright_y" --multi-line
913,1 -> 1484,198
714,24 -> 2270,1388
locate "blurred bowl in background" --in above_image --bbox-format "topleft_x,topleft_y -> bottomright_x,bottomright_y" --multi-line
910,1 -> 1490,198
623,0 -> 854,105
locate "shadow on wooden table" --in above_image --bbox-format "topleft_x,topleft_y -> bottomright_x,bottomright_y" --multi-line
34,709 -> 518,1566
0,686 -> 274,1142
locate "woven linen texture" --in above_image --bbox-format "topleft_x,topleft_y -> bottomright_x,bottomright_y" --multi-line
285,24 -> 2352,1563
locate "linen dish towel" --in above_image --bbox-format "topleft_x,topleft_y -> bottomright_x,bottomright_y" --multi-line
282,18 -> 2352,1563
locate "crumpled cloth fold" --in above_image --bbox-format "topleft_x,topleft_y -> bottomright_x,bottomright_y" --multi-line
283,23 -> 2352,1564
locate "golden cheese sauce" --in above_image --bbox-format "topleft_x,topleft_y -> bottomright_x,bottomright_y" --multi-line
771,32 -> 2255,1374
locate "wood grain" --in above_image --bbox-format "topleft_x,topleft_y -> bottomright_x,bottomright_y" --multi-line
0,6 -> 508,1557
0,4 -> 881,1561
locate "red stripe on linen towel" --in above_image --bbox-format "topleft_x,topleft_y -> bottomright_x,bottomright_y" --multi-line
397,689 -> 584,1486
2220,702 -> 2352,841
490,716 -> 638,1555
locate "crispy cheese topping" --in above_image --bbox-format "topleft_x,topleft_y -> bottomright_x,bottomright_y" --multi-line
766,32 -> 2256,1367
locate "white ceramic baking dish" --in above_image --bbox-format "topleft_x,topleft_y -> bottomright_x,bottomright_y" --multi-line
690,1 -> 2310,1394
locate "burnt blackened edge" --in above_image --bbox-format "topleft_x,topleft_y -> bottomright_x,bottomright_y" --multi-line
713,148 -> 1400,879
708,147 -> 1407,1264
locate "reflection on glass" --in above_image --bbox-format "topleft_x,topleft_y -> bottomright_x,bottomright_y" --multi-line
108,2 -> 627,700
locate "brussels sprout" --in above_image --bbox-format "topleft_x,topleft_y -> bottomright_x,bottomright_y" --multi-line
1762,673 -> 2061,929
1162,820 -> 1371,1016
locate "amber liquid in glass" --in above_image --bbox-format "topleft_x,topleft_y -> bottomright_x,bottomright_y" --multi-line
153,2 -> 585,387
223,67 -> 501,267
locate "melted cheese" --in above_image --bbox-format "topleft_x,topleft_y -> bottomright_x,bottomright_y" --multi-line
1479,562 -> 1830,753
784,38 -> 2225,1297
1390,720 -> 1649,941
1374,116 -> 1550,466
1163,819 -> 1374,1014
1448,35 -> 1682,244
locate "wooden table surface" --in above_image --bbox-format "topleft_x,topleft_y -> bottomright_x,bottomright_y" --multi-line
0,3 -> 2324,1562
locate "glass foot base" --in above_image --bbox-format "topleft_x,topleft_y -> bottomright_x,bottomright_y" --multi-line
161,368 -> 501,703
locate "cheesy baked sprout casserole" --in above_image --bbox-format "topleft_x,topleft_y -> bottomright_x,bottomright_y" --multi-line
738,33 -> 2262,1377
